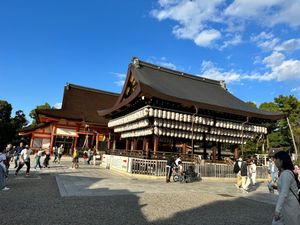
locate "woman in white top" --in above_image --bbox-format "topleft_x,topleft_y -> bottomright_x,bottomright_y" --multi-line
273,151 -> 300,225
15,145 -> 32,176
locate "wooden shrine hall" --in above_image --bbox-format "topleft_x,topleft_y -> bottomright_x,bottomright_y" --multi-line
19,83 -> 119,153
98,57 -> 285,161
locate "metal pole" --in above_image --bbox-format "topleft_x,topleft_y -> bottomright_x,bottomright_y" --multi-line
241,117 -> 249,156
286,117 -> 298,160
191,105 -> 198,157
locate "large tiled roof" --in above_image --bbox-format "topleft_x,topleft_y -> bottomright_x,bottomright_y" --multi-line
37,83 -> 119,125
99,57 -> 285,121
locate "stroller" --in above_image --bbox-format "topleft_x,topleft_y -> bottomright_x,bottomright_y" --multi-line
184,165 -> 201,183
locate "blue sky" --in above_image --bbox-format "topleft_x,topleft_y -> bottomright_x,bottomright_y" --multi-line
1,0 -> 300,123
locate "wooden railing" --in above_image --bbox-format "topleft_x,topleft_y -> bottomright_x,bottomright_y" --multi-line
129,158 -> 269,178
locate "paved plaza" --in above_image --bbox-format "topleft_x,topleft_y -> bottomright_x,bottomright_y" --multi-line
1,157 -> 278,225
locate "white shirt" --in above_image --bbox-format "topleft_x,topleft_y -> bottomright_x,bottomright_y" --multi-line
175,158 -> 182,166
20,148 -> 32,161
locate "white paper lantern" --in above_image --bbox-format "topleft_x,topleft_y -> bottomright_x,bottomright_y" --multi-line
167,111 -> 171,119
171,112 -> 175,120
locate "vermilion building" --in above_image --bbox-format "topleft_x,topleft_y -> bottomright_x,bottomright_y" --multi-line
19,83 -> 119,153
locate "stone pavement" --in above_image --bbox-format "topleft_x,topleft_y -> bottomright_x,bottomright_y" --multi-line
1,157 -> 278,225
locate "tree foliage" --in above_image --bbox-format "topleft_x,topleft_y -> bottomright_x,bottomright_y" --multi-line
29,102 -> 51,125
243,95 -> 300,156
0,100 -> 28,149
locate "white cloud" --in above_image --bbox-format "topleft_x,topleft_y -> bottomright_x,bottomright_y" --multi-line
220,34 -> 242,50
224,0 -> 283,19
148,56 -> 178,70
291,87 -> 300,94
262,51 -> 285,68
274,38 -> 300,52
268,1 -> 300,27
194,29 -> 221,47
151,0 -> 225,48
199,61 -> 241,83
200,52 -> 300,83
152,1 -> 300,49
111,72 -> 126,87
251,32 -> 280,51
271,59 -> 300,81
53,103 -> 62,109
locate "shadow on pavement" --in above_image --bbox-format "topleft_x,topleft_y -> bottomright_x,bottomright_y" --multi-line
0,170 -> 275,225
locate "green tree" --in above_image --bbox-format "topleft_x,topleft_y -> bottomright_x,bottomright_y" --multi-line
259,95 -> 300,153
0,100 -> 28,149
29,102 -> 51,125
246,101 -> 257,108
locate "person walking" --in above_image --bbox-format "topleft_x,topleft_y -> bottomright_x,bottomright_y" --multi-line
72,148 -> 79,169
52,146 -> 58,163
267,158 -> 279,193
273,151 -> 300,225
249,160 -> 257,186
14,142 -> 24,168
43,151 -> 51,168
57,144 -> 64,164
233,156 -> 249,192
34,148 -> 43,169
166,155 -> 175,183
0,148 -> 9,191
15,145 -> 32,176
87,147 -> 93,165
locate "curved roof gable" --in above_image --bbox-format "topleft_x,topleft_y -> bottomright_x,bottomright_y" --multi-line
98,58 -> 285,121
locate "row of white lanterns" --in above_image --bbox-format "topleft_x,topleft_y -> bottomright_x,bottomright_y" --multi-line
210,127 -> 256,139
205,134 -> 246,144
215,120 -> 267,133
108,107 -> 147,128
154,127 -> 204,140
108,106 -> 267,136
154,118 -> 209,133
153,127 -> 247,144
114,119 -> 149,132
120,128 -> 153,138
148,108 -> 214,125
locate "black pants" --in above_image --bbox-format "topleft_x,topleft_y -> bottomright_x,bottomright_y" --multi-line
166,166 -> 172,181
16,161 -> 30,174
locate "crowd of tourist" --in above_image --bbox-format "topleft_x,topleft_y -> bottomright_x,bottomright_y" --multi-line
233,154 -> 300,224
0,141 -> 97,192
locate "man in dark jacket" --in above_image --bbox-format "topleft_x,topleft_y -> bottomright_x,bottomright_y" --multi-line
14,142 -> 24,168
166,155 -> 175,183
233,157 -> 248,191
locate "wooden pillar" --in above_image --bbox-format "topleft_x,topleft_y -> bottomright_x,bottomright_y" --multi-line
133,138 -> 137,151
107,139 -> 111,153
30,135 -> 34,148
91,133 -> 95,147
217,142 -> 222,160
145,138 -> 149,158
234,147 -> 239,160
49,123 -> 56,154
112,139 -> 116,150
131,139 -> 134,151
125,139 -> 129,152
153,136 -> 158,156
203,134 -> 207,159
95,134 -> 99,151
143,137 -> 147,151
212,146 -> 217,161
